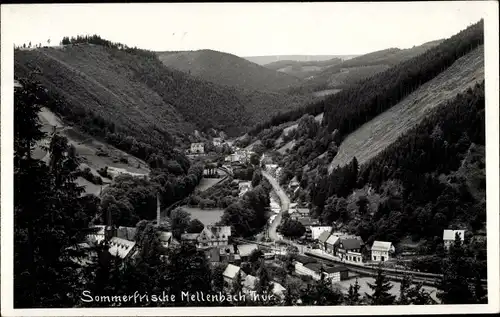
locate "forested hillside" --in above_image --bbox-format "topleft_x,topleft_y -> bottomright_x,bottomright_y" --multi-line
249,20 -> 483,139
329,45 -> 484,170
156,49 -> 303,91
15,36 -> 308,139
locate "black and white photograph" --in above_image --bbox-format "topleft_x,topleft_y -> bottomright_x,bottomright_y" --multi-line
1,2 -> 499,316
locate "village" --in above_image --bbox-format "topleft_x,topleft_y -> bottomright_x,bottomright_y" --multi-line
69,133 -> 470,303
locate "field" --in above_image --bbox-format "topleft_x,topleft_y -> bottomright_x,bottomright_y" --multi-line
328,45 -> 484,171
34,107 -> 150,195
182,206 -> 225,226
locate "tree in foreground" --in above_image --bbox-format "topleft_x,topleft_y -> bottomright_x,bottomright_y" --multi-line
398,273 -> 433,305
14,79 -> 96,307
346,278 -> 361,305
365,265 -> 396,305
438,233 -> 475,304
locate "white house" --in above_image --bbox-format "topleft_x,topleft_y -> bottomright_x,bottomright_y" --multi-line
309,226 -> 332,241
288,177 -> 300,191
443,229 -> 465,250
271,282 -> 286,298
242,275 -> 258,294
190,142 -> 205,154
371,241 -> 395,262
223,264 -> 245,288
325,234 -> 340,254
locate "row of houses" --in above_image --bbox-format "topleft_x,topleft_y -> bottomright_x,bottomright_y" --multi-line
190,137 -> 226,154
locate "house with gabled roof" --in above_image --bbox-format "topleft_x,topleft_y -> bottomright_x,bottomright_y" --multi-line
223,264 -> 245,288
108,237 -> 137,260
371,241 -> 395,262
242,275 -> 258,293
308,226 -> 332,241
181,226 -> 231,249
318,231 -> 331,251
337,236 -> 364,263
325,234 -> 340,254
443,229 -> 465,250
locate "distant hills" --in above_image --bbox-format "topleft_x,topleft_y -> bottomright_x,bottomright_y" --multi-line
244,55 -> 357,65
262,58 -> 344,80
303,39 -> 444,90
156,49 -> 303,91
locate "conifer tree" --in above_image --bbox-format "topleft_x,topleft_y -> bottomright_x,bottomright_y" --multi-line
232,270 -> 243,294
14,78 -> 96,308
256,259 -> 273,296
365,265 -> 396,305
346,278 -> 361,305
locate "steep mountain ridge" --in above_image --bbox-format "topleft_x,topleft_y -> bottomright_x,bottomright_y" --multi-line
156,49 -> 303,91
328,45 -> 484,172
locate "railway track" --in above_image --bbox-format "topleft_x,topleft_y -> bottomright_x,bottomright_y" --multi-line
305,251 -> 487,288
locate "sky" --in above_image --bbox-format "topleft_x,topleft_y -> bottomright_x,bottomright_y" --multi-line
1,2 -> 491,57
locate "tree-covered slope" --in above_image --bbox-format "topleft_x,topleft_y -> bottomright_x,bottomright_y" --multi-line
156,49 -> 303,91
15,43 -> 308,139
328,45 -> 484,171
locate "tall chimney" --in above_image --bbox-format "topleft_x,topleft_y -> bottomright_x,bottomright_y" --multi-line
156,193 -> 161,227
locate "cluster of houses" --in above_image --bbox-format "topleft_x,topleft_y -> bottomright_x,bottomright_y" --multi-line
189,136 -> 227,155
225,149 -> 254,166
288,203 -> 318,227
222,264 -> 286,297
